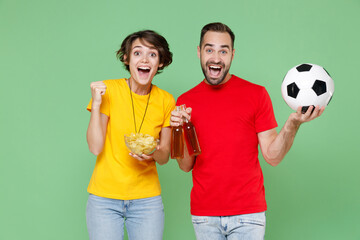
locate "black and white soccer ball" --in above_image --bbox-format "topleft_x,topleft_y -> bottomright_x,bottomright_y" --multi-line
281,63 -> 334,113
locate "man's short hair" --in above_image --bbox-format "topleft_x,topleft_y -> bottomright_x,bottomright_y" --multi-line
116,30 -> 173,74
200,22 -> 235,49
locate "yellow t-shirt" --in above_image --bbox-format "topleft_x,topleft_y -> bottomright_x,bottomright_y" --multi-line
87,79 -> 175,200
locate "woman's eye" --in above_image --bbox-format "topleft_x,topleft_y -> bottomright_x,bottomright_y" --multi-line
134,51 -> 140,56
150,53 -> 157,57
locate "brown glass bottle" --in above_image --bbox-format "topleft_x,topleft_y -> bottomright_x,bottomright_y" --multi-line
171,106 -> 184,159
183,118 -> 201,156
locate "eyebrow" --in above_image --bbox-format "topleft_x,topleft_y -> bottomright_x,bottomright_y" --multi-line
203,43 -> 230,49
132,45 -> 157,50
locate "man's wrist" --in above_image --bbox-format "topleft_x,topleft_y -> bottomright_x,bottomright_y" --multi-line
286,118 -> 301,133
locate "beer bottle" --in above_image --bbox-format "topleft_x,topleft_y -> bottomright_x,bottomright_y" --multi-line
183,106 -> 201,156
170,106 -> 184,159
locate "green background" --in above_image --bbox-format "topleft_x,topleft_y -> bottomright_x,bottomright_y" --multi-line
1,0 -> 359,239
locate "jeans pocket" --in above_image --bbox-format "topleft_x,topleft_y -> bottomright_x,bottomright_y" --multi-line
239,219 -> 265,226
237,212 -> 266,226
191,216 -> 208,224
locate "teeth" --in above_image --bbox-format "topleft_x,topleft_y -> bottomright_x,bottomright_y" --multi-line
209,66 -> 221,69
138,67 -> 150,70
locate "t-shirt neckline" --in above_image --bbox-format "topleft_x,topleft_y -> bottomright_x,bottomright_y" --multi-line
201,74 -> 234,90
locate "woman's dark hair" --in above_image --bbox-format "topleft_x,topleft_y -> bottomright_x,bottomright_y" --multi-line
116,30 -> 172,74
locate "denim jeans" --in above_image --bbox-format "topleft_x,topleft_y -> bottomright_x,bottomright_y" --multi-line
192,212 -> 266,240
86,194 -> 164,240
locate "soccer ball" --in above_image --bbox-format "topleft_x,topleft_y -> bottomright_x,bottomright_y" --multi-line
281,63 -> 334,113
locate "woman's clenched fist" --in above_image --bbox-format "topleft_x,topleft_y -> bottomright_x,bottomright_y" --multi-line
90,81 -> 107,107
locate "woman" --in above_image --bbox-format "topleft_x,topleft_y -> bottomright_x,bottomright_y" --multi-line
86,30 -> 175,240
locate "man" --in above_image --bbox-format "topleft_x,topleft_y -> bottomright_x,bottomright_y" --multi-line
170,22 -> 324,239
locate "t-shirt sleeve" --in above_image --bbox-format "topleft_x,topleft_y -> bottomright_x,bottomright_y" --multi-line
255,87 -> 278,133
86,81 -> 110,117
162,94 -> 176,128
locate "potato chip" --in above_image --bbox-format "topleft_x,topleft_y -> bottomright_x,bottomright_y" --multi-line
124,133 -> 158,155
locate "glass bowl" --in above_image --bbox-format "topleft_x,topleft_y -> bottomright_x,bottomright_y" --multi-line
124,133 -> 159,155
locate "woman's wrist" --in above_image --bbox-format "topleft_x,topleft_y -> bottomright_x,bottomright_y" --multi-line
91,103 -> 101,110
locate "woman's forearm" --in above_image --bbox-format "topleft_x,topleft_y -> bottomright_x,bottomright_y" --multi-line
86,107 -> 108,155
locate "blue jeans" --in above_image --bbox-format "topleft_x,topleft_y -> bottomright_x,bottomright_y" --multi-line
192,212 -> 266,240
86,194 -> 164,240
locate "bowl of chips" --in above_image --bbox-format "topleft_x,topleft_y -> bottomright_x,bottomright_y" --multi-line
124,133 -> 159,155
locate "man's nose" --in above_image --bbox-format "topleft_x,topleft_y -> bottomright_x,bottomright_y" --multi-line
213,52 -> 221,62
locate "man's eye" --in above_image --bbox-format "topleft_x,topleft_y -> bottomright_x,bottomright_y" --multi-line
221,50 -> 227,54
206,49 -> 212,53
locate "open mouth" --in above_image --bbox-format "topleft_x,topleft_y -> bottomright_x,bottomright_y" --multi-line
138,66 -> 151,73
137,66 -> 151,78
208,65 -> 222,77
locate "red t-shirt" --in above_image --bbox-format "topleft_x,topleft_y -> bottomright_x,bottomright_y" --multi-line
177,75 -> 278,216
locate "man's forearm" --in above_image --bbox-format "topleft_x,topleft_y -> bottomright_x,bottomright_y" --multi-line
266,119 -> 301,166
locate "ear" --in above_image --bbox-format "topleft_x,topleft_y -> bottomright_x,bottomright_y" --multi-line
159,63 -> 164,68
232,48 -> 235,61
124,54 -> 129,64
197,46 -> 201,59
